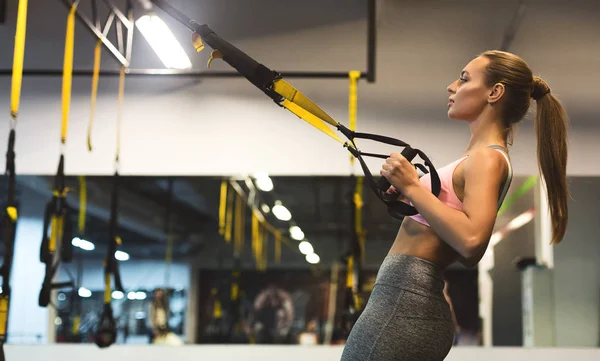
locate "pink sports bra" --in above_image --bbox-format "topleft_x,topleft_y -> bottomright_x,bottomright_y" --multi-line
406,145 -> 513,227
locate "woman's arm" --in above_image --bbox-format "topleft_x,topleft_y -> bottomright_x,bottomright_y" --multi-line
401,148 -> 507,261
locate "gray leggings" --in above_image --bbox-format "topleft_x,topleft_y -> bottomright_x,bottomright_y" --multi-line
340,254 -> 455,361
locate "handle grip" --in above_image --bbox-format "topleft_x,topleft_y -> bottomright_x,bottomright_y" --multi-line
376,147 -> 418,192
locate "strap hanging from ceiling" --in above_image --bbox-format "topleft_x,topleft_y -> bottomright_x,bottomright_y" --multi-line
0,0 -> 29,359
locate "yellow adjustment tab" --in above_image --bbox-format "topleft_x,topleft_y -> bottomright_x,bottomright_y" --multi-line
273,79 -> 339,127
213,300 -> 222,318
348,71 -> 360,165
224,188 -> 233,243
88,40 -> 102,152
72,315 -> 80,335
207,49 -> 224,68
231,283 -> 239,301
50,216 -> 58,252
218,180 -> 227,236
78,176 -> 87,234
191,32 -> 205,53
7,206 -> 17,222
281,100 -> 344,144
10,0 -> 29,120
104,273 -> 111,304
60,2 -> 78,145
346,256 -> 354,288
0,297 -> 7,335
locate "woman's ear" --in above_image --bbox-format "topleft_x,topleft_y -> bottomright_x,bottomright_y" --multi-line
488,83 -> 505,104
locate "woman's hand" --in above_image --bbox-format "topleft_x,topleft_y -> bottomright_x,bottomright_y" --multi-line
380,153 -> 421,197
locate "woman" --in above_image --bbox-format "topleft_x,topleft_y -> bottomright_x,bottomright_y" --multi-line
340,50 -> 569,361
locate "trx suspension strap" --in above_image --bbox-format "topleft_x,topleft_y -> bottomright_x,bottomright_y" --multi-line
38,1 -> 78,309
150,0 -> 441,219
0,0 -> 28,357
95,66 -> 126,349
344,72 -> 365,326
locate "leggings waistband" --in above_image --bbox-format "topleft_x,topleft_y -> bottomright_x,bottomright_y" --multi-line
374,254 -> 446,298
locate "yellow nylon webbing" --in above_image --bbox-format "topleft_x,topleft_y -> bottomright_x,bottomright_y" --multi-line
273,79 -> 339,126
225,188 -> 233,243
72,315 -> 80,335
10,0 -> 28,122
78,176 -> 87,234
60,3 -> 77,145
348,71 -> 360,165
281,100 -> 344,144
219,180 -> 227,236
104,272 -> 111,303
346,256 -> 354,288
87,40 -> 102,151
0,296 -> 8,334
354,177 -> 365,263
115,66 -> 126,162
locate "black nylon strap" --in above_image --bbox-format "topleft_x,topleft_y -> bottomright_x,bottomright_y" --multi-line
341,126 -> 441,219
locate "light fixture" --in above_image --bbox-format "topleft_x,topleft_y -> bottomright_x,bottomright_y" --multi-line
306,253 -> 320,264
72,237 -> 95,251
254,172 -> 274,192
261,204 -> 270,213
78,287 -> 92,298
135,1 -> 192,70
112,290 -> 124,300
115,250 -> 130,261
272,201 -> 292,221
289,226 -> 304,241
135,291 -> 147,300
127,291 -> 137,300
299,241 -> 313,255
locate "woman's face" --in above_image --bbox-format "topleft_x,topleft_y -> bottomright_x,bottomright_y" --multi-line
446,56 -> 493,122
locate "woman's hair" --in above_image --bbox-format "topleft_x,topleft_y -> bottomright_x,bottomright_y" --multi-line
480,50 -> 569,245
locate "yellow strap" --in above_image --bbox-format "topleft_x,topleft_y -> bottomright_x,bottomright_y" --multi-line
218,180 -> 227,237
273,79 -> 339,126
213,299 -> 222,318
72,315 -> 80,335
50,216 -> 58,252
225,188 -> 233,243
10,0 -> 28,122
230,283 -> 239,301
0,295 -> 8,335
354,176 -> 366,263
104,273 -> 111,303
60,3 -> 78,144
115,66 -> 126,162
281,100 -> 344,144
346,255 -> 354,288
348,71 -> 360,165
78,176 -> 87,234
87,40 -> 102,152
251,211 -> 258,267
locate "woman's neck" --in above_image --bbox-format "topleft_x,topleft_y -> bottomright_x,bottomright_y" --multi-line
465,114 -> 507,153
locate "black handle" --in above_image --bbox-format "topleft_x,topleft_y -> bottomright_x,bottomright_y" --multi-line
376,147 -> 419,192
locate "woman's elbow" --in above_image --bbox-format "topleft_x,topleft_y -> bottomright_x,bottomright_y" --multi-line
460,236 -> 489,265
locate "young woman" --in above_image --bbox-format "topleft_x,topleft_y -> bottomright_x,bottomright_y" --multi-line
340,50 -> 569,361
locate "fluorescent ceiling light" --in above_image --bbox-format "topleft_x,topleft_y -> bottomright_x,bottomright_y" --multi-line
136,14 -> 192,69
306,253 -> 320,264
289,226 -> 304,241
72,237 -> 95,251
115,250 -> 130,261
272,201 -> 291,221
299,241 -> 313,255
